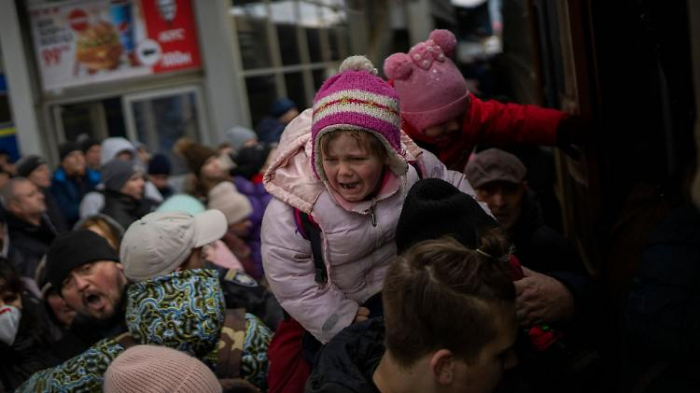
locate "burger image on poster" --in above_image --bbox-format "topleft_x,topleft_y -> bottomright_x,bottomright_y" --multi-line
75,20 -> 124,71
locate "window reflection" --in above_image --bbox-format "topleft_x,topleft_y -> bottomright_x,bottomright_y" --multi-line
131,93 -> 199,175
270,0 -> 297,24
233,1 -> 273,69
320,4 -> 345,26
328,28 -> 341,60
59,98 -> 126,142
0,94 -> 10,125
246,75 -> 278,127
306,27 -> 324,63
232,0 -> 353,127
284,72 -> 307,108
298,2 -> 322,27
278,24 -> 301,65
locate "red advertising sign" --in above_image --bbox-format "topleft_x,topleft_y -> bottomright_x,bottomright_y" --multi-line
29,0 -> 202,91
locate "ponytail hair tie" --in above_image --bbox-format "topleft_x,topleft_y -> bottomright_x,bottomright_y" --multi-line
476,248 -> 512,263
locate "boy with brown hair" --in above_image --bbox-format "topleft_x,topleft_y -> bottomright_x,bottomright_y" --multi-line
306,237 -> 518,393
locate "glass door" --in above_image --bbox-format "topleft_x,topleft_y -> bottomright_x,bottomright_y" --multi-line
52,98 -> 125,144
122,85 -> 208,174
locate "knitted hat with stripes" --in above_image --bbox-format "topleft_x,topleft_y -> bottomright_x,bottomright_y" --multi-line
311,56 -> 407,181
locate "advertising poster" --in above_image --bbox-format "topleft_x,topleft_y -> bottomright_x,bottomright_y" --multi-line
0,74 -> 20,160
29,0 -> 202,92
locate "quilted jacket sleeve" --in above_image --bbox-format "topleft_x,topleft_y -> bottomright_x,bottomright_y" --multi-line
16,338 -> 125,392
261,198 -> 359,344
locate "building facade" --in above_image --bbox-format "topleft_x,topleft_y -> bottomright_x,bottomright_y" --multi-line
0,0 -> 445,166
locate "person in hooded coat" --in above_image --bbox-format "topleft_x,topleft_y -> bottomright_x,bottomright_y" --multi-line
18,209 -> 272,392
0,260 -> 58,391
80,138 -> 163,219
384,29 -> 585,172
100,159 -> 159,230
262,56 -> 484,393
50,142 -> 100,225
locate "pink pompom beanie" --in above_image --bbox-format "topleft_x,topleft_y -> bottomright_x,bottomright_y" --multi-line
383,29 -> 469,132
311,55 -> 407,182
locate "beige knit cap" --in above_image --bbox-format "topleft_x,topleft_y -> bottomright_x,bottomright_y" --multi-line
104,345 -> 222,393
207,181 -> 253,225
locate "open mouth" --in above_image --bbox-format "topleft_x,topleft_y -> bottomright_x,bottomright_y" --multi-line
83,292 -> 105,311
339,182 -> 360,190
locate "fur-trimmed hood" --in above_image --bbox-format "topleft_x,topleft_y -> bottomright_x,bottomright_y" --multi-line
263,108 -> 423,214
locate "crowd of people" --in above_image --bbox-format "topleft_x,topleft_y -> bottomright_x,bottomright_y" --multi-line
0,29 -> 691,393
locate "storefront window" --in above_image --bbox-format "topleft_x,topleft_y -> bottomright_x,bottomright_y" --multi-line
233,1 -> 274,69
57,98 -> 126,143
306,27 -> 324,63
232,0 -> 357,126
126,88 -> 203,175
328,28 -> 341,60
0,69 -> 19,161
318,0 -> 344,6
0,47 -> 11,127
320,3 -> 345,26
270,0 -> 298,23
284,71 -> 307,108
246,75 -> 278,127
0,85 -> 10,126
299,1 -> 323,27
278,24 -> 301,65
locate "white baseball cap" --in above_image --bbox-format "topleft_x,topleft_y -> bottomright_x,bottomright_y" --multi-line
120,210 -> 227,281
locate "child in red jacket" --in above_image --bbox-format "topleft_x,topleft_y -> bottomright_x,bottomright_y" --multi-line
384,29 -> 582,171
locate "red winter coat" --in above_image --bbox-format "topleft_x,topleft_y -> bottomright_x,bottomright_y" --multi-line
403,93 -> 567,171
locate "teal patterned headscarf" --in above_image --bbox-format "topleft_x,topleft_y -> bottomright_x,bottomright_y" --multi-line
126,268 -> 225,365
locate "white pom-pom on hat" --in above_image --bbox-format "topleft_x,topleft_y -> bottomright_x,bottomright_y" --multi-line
339,55 -> 378,75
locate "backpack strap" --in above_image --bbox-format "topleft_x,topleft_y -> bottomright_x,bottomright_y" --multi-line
216,308 -> 248,379
409,160 -> 423,179
294,209 -> 328,284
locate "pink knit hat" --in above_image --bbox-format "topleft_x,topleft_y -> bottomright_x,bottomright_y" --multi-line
104,345 -> 222,393
312,55 -> 407,181
384,29 -> 469,132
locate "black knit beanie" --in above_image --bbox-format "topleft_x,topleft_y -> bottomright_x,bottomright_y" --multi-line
81,138 -> 101,153
396,178 -> 498,254
59,141 -> 82,162
148,153 -> 172,175
231,143 -> 271,179
15,155 -> 47,178
46,229 -> 120,291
